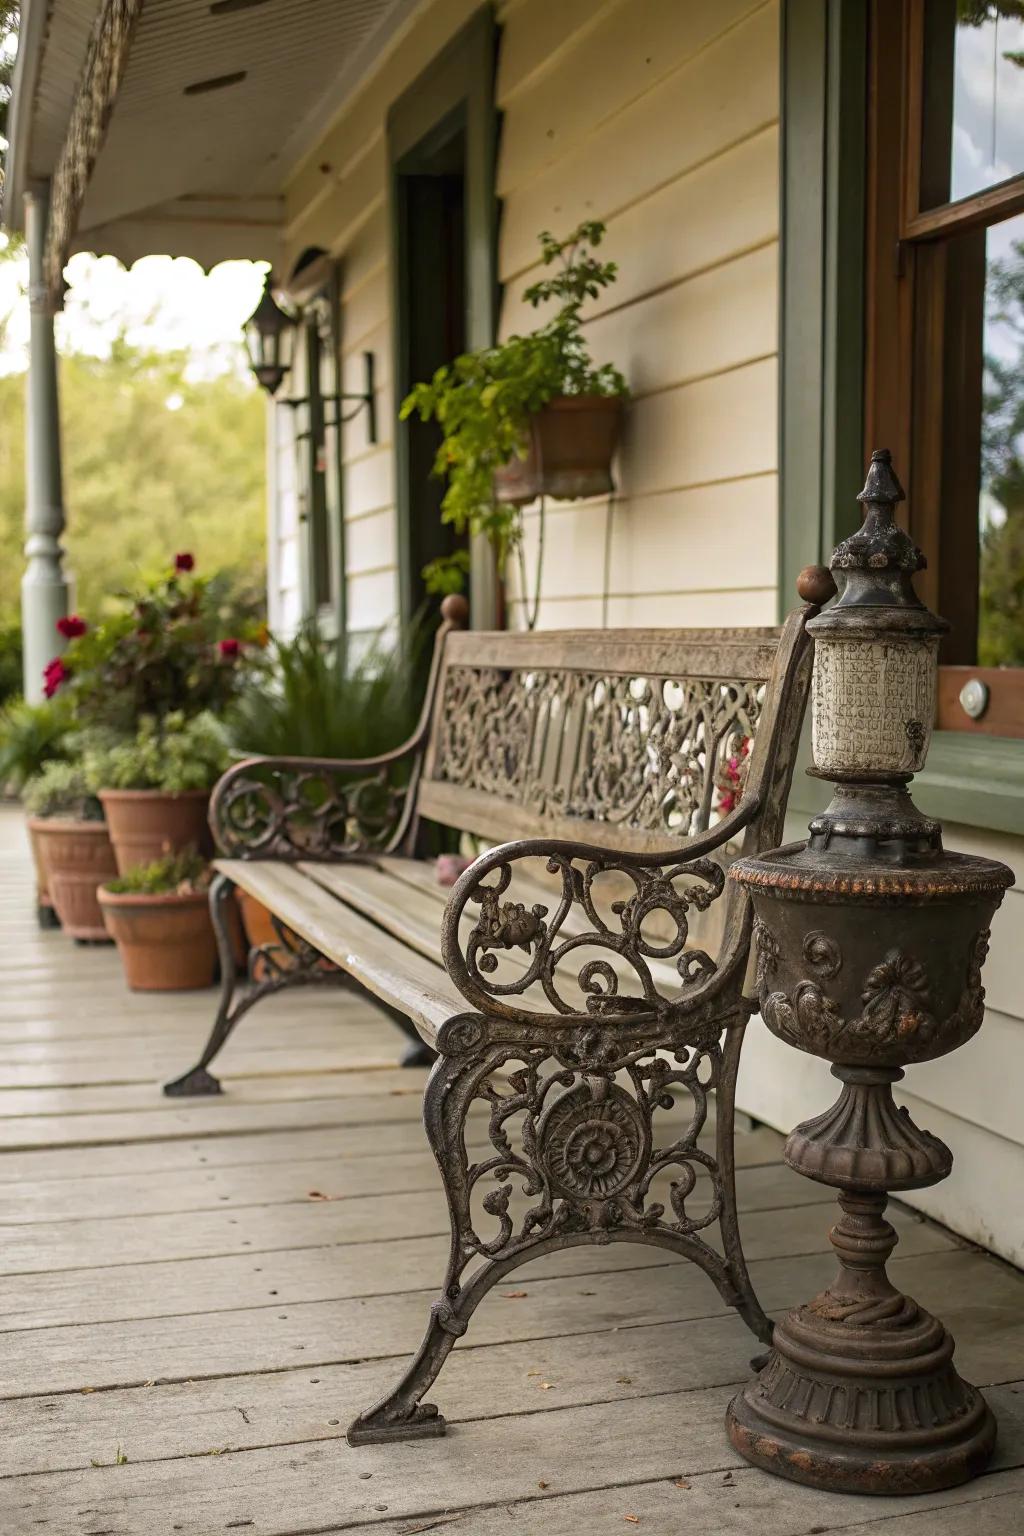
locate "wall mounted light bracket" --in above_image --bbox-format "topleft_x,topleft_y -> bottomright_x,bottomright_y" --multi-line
280,351 -> 377,445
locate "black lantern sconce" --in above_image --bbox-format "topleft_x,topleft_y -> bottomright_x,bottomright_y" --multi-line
242,272 -> 377,444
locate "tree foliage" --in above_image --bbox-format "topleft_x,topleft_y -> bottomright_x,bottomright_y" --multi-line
979,238 -> 1024,667
0,336 -> 266,625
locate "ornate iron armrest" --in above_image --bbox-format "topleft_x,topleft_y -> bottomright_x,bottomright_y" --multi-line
210,743 -> 424,860
440,815 -> 759,1031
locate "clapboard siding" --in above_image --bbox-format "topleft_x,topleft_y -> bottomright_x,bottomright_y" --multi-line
499,1 -> 780,627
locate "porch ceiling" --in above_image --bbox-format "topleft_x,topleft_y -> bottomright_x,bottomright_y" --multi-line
7,0 -> 416,270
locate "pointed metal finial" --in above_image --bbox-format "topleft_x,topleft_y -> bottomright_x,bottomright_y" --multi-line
856,447 -> 906,508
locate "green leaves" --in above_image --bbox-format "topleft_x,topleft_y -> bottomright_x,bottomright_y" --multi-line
399,220 -> 629,591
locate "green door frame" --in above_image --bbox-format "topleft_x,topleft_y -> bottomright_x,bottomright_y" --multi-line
388,5 -> 499,631
779,0 -> 1024,835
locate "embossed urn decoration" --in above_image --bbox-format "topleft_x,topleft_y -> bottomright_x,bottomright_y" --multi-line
726,451 -> 1014,1495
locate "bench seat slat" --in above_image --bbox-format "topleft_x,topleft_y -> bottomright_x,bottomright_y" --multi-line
214,861 -> 459,1045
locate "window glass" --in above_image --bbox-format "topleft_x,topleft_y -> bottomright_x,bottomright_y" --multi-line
979,208 -> 1024,665
947,5 -> 1024,204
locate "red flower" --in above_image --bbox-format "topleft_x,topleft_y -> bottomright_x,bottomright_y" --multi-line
56,614 -> 87,639
174,552 -> 195,572
42,657 -> 69,698
218,637 -> 241,659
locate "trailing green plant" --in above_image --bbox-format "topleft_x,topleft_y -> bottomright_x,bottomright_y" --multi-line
401,221 -> 628,594
41,556 -> 261,734
0,694 -> 72,793
23,760 -> 103,822
83,711 -> 230,794
227,622 -> 425,761
104,847 -> 211,897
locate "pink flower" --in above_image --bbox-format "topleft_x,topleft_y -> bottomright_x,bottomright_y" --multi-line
56,614 -> 87,639
43,657 -> 69,698
718,790 -> 737,813
218,637 -> 241,659
174,552 -> 195,572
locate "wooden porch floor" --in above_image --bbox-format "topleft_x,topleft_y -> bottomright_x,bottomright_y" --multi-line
1,807 -> 1023,1535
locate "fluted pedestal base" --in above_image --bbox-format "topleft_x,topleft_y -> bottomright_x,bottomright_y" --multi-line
729,1074 -> 993,1493
727,1183 -> 995,1494
727,1296 -> 994,1495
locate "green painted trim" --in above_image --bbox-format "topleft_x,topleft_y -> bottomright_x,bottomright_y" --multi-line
388,6 -> 498,631
778,0 -> 866,614
787,729 -> 1024,838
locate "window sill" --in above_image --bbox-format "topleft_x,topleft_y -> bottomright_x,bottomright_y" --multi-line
786,729 -> 1024,838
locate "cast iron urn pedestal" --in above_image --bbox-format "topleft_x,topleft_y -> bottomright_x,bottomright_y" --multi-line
725,450 -> 1014,1495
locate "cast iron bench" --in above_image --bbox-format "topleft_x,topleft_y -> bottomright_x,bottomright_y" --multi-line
164,587 -> 822,1444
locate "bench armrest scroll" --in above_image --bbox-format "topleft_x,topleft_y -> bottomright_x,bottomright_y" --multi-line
210,747 -> 423,860
439,829 -> 755,1029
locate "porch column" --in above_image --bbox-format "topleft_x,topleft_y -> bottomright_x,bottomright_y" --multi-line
21,186 -> 68,703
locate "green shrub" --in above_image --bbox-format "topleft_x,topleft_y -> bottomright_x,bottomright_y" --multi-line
227,623 -> 424,761
0,695 -> 72,793
23,760 -> 103,821
0,623 -> 23,705
83,711 -> 230,794
105,847 -> 210,896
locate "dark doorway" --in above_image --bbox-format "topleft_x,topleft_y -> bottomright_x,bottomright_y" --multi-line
394,118 -> 468,624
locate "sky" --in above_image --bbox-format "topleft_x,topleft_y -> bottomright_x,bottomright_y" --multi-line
0,241 -> 267,380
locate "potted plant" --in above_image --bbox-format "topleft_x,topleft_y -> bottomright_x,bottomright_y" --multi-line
225,623 -> 423,948
45,559 -> 255,871
98,849 -> 218,991
83,711 -> 230,873
401,220 -> 628,619
23,761 -> 116,941
0,692 -> 73,926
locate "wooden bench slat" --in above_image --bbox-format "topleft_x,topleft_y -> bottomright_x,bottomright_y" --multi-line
214,862 -> 459,1044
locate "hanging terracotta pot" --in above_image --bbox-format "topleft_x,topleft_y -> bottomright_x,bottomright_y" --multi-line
99,789 -> 212,874
493,395 -> 624,506
28,817 -> 117,940
98,887 -> 218,991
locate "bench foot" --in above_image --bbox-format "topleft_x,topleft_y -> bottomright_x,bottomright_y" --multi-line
347,1404 -> 447,1445
163,874 -> 348,1096
163,1066 -> 223,1098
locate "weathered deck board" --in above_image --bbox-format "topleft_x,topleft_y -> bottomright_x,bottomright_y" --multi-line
1,808 -> 1021,1535
0,1128 -> 785,1224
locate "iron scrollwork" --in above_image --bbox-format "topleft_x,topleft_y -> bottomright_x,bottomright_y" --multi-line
347,1008 -> 767,1445
434,664 -> 763,837
210,752 -> 418,861
445,850 -> 728,1024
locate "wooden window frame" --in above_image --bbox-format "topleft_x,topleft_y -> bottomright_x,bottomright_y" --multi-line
780,0 -> 1024,834
865,0 -> 1024,739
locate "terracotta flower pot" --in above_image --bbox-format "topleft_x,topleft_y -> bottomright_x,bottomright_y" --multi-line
28,817 -> 118,941
98,886 -> 218,991
26,817 -> 60,927
493,394 -> 624,506
237,889 -> 278,951
99,789 -> 212,874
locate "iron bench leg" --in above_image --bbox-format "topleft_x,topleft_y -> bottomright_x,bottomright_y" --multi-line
347,1009 -> 771,1445
163,874 -> 348,1097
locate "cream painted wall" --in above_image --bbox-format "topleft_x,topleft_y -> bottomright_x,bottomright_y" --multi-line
497,0 -> 779,629
279,0 -> 780,639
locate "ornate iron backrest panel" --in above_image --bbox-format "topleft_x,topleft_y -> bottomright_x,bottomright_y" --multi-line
419,628 -> 783,856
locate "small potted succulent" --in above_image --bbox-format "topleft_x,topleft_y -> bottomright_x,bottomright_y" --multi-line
23,760 -> 116,940
401,220 -> 628,618
98,848 -> 218,991
83,710 -> 230,873
42,557 -> 255,871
